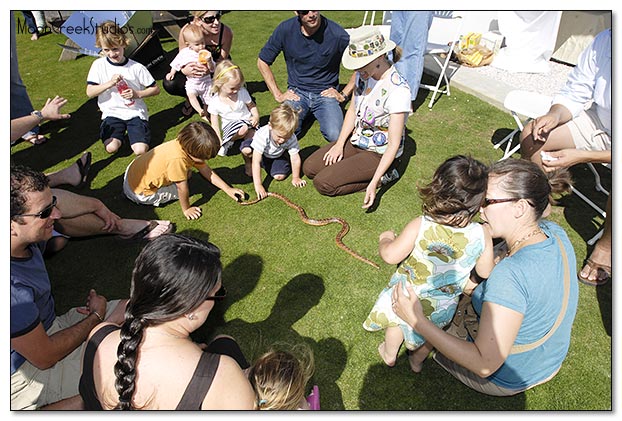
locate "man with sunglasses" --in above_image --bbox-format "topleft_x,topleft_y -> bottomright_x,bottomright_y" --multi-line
258,11 -> 354,143
10,165 -> 131,409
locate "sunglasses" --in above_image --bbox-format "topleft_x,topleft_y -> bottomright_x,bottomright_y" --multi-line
205,285 -> 227,301
14,196 -> 57,219
201,13 -> 222,24
297,11 -> 313,16
483,197 -> 535,208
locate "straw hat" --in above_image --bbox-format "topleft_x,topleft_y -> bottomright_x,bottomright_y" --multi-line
342,25 -> 396,70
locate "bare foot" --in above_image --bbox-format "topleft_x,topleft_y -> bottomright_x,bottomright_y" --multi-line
407,350 -> 424,373
579,243 -> 611,285
378,342 -> 396,367
117,220 -> 173,240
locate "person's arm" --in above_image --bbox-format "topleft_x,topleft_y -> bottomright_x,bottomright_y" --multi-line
10,96 -> 71,142
393,283 -> 523,377
474,226 -> 495,279
196,164 -> 245,201
51,188 -> 120,231
210,113 -> 222,142
363,112 -> 406,209
133,83 -> 160,100
378,217 -> 422,264
290,152 -> 306,187
219,24 -> 234,60
252,150 -> 268,199
86,74 -> 121,98
248,102 -> 259,127
530,104 -> 573,142
323,102 -> 356,166
11,290 -> 106,370
542,148 -> 611,172
321,72 -> 356,103
175,179 -> 202,220
256,57 -> 286,103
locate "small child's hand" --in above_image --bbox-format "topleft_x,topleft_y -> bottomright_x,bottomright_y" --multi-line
227,187 -> 246,201
250,116 -> 259,128
292,177 -> 306,188
255,186 -> 268,200
183,206 -> 202,220
165,71 -> 175,81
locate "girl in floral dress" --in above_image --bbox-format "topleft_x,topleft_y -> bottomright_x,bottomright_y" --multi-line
364,155 -> 495,371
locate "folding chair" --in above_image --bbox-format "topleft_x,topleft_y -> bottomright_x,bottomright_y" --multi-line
419,11 -> 463,109
571,162 -> 610,245
494,90 -> 552,160
352,11 -> 391,39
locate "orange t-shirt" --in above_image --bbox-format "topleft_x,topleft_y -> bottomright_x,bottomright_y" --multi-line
126,139 -> 206,196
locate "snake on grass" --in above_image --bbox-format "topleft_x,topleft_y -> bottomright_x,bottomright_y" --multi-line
238,192 -> 380,269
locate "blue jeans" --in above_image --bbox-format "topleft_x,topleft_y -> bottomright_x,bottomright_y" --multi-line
285,87 -> 343,142
390,11 -> 433,101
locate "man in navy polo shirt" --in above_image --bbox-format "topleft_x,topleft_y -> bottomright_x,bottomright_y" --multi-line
257,11 -> 353,142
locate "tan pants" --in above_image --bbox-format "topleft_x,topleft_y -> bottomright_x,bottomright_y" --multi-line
11,300 -> 120,410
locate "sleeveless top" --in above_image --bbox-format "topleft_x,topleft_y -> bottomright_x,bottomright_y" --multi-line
205,23 -> 225,59
79,324 -> 221,410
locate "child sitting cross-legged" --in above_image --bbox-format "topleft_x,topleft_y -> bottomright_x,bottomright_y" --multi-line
123,121 -> 244,220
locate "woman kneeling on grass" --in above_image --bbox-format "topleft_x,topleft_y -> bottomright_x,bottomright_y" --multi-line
393,159 -> 579,396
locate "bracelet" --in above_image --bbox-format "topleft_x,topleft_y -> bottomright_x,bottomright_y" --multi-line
340,91 -> 350,101
90,310 -> 104,322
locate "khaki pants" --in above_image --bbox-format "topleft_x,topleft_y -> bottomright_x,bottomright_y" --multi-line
11,299 -> 120,410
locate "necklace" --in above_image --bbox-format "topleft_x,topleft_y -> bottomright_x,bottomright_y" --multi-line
507,227 -> 543,256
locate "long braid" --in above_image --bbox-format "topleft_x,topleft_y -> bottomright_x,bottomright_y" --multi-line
114,315 -> 145,410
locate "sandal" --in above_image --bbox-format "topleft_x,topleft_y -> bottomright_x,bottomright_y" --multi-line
181,101 -> 194,117
23,133 -> 47,145
578,257 -> 611,286
117,220 -> 175,242
75,152 -> 92,188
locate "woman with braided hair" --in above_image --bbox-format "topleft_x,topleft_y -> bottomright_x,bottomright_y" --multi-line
78,234 -> 254,410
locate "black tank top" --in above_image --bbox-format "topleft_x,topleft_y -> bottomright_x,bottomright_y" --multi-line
78,324 -> 221,410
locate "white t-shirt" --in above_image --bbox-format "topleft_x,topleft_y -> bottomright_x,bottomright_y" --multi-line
86,57 -> 156,121
207,87 -> 253,127
251,125 -> 299,159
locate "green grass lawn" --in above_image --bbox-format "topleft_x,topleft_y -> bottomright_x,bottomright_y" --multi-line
11,11 -> 611,410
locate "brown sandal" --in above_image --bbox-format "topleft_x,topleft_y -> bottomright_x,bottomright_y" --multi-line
578,257 -> 611,286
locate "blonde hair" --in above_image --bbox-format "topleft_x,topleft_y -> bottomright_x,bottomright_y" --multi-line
269,104 -> 299,138
183,24 -> 204,44
95,20 -> 130,49
210,59 -> 244,95
249,343 -> 315,410
176,121 -> 220,160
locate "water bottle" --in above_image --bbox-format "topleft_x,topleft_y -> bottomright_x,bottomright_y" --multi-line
116,77 -> 135,107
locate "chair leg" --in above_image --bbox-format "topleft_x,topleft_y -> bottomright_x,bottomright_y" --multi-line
587,229 -> 604,246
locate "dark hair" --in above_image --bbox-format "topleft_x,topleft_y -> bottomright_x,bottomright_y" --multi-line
489,158 -> 572,220
177,121 -> 220,160
418,155 -> 488,227
10,165 -> 49,220
114,234 -> 222,410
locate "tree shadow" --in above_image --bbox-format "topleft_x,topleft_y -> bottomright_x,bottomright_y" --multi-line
365,128 -> 417,213
204,273 -> 347,410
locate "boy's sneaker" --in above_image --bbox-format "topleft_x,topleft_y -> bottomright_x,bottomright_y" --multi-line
217,141 -> 232,157
380,168 -> 400,185
306,385 -> 320,410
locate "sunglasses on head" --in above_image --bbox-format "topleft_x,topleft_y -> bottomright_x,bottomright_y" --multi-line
14,196 -> 57,219
482,197 -> 535,208
205,285 -> 227,301
201,13 -> 222,24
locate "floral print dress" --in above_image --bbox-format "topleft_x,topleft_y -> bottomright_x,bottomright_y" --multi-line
363,216 -> 486,350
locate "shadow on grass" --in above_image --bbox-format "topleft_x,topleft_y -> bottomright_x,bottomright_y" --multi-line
204,273 -> 347,410
358,354 -> 526,410
10,98 -> 101,172
561,164 -> 612,336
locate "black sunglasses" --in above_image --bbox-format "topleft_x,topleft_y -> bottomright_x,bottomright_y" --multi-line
205,285 -> 227,301
297,11 -> 312,16
14,196 -> 57,219
483,197 -> 535,208
201,13 -> 222,24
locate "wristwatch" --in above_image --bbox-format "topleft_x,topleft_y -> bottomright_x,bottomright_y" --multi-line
31,110 -> 44,122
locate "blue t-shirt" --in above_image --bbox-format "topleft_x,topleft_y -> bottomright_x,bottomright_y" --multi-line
258,15 -> 349,93
11,242 -> 56,374
471,220 -> 579,390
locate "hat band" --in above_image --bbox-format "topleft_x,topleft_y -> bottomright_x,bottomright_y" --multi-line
348,32 -> 388,59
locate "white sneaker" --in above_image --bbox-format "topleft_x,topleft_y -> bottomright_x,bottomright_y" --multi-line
380,168 -> 400,185
217,141 -> 232,157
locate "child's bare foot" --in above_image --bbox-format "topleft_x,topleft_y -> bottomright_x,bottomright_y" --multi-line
378,342 -> 396,367
406,348 -> 429,373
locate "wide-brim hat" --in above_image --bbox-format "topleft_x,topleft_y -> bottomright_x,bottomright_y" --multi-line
342,25 -> 396,70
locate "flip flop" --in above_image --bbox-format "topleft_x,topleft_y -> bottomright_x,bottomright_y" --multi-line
23,133 -> 47,145
76,152 -> 92,188
578,257 -> 611,286
118,220 -> 175,242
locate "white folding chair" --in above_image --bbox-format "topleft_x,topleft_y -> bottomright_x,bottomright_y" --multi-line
494,90 -> 552,160
353,11 -> 391,39
419,11 -> 463,109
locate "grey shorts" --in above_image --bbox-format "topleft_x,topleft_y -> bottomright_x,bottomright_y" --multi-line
123,160 -> 179,207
